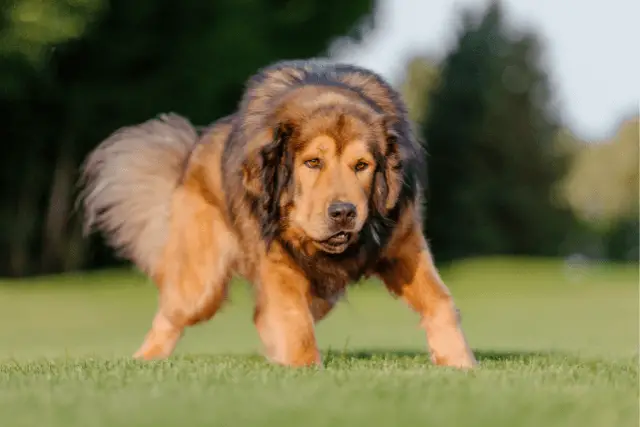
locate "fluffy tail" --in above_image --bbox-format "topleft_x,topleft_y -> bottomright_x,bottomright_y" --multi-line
78,113 -> 199,274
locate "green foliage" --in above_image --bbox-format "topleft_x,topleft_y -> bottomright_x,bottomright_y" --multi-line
561,116 -> 639,225
551,116 -> 639,261
400,56 -> 440,124
0,0 -> 374,276
420,1 -> 577,263
0,0 -> 104,64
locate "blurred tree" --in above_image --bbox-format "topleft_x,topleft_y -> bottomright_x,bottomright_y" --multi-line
0,0 -> 103,64
560,115 -> 639,261
0,0 -> 374,276
561,116 -> 639,226
400,56 -> 439,125
420,1 -> 577,263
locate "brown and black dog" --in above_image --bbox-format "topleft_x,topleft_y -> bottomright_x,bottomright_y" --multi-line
79,59 -> 477,368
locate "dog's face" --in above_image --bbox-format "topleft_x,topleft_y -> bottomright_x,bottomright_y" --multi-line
243,92 -> 404,255
288,113 -> 378,254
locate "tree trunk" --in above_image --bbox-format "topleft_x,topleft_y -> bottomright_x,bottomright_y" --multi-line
40,144 -> 76,273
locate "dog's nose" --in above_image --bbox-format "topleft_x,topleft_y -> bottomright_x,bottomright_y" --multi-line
328,202 -> 357,224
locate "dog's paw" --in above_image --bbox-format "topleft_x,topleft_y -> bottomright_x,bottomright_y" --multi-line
431,352 -> 478,370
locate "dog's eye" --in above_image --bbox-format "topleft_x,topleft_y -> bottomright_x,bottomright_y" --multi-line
304,158 -> 322,169
354,161 -> 369,172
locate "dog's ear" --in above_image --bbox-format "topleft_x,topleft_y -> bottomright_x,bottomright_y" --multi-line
242,122 -> 294,242
372,126 -> 403,217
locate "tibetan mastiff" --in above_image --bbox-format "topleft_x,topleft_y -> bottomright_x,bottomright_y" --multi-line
79,59 -> 476,369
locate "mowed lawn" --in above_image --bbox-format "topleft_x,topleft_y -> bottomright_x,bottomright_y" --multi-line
0,257 -> 637,427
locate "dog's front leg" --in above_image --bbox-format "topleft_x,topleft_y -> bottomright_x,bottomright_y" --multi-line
378,226 -> 477,369
253,250 -> 321,367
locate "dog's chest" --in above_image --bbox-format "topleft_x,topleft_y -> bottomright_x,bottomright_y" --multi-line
306,257 -> 372,300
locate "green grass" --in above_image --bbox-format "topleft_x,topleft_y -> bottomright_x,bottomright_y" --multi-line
0,257 -> 638,427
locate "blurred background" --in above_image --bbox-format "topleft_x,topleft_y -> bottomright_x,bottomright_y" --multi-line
1,0 -> 638,276
0,0 -> 637,360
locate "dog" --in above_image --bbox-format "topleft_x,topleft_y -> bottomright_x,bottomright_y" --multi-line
78,59 -> 477,368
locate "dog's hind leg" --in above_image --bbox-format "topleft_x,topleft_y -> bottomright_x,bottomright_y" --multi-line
133,185 -> 238,360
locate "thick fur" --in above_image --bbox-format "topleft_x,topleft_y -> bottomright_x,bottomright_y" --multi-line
78,59 -> 476,369
79,114 -> 198,275
221,60 -> 424,298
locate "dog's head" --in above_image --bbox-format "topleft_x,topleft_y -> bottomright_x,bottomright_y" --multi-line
242,86 -> 405,255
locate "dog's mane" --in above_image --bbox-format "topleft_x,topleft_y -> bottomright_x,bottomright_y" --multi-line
219,60 -> 426,294
242,59 -> 424,189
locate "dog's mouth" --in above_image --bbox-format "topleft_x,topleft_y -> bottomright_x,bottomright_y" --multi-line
316,231 -> 353,254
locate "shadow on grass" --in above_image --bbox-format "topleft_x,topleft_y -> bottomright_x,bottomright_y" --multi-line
324,348 -> 567,364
